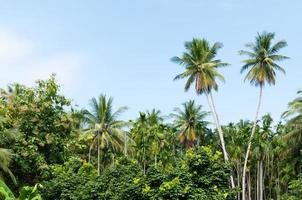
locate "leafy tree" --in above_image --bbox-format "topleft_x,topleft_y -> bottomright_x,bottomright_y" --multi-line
0,76 -> 74,187
239,31 -> 288,199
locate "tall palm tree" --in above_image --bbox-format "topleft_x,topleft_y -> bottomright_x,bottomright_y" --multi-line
171,100 -> 209,149
239,31 -> 288,199
172,38 -> 235,187
85,94 -> 128,175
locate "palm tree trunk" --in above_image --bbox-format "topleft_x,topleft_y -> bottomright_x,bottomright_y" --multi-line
88,135 -> 97,163
237,161 -> 241,200
143,136 -> 146,174
97,130 -> 100,176
259,160 -> 263,200
257,161 -> 260,200
242,86 -> 263,200
248,171 -> 251,200
88,144 -> 93,163
207,92 -> 235,188
124,132 -> 127,156
112,154 -> 115,167
277,163 -> 280,200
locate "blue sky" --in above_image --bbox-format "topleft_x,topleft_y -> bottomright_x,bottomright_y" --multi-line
0,0 -> 301,124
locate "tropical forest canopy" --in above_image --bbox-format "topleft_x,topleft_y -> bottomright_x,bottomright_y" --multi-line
0,32 -> 302,200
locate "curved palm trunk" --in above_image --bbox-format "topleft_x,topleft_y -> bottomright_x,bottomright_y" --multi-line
242,86 -> 263,200
206,92 -> 235,188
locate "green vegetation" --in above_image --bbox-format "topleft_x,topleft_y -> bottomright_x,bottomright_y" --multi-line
0,32 -> 301,200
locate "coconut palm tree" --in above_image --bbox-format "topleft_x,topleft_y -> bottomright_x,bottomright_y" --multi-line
282,90 -> 302,150
239,31 -> 288,200
172,38 -> 235,187
171,100 -> 209,149
84,94 -> 128,175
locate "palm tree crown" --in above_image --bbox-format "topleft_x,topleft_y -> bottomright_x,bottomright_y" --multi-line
85,94 -> 128,151
239,31 -> 288,87
172,38 -> 228,94
171,100 -> 209,149
282,90 -> 302,144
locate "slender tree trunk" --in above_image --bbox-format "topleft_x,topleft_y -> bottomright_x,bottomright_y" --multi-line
88,135 -> 97,163
259,160 -> 263,200
207,92 -> 235,188
255,167 -> 257,200
97,130 -> 100,176
237,161 -> 241,200
277,163 -> 280,200
143,136 -> 146,174
242,86 -> 263,200
248,171 -> 251,200
124,132 -> 127,156
257,161 -> 260,200
112,154 -> 115,167
89,143 -> 93,163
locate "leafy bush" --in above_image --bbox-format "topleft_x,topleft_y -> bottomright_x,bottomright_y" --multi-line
0,180 -> 42,200
41,147 -> 234,200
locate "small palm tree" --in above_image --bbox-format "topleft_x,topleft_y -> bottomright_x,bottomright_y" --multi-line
171,100 -> 209,149
282,90 -> 302,146
146,109 -> 163,126
0,114 -> 17,185
239,31 -> 288,199
130,112 -> 149,173
85,94 -> 128,175
0,148 -> 15,184
172,38 -> 235,187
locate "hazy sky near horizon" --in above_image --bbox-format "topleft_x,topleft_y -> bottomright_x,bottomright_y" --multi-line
0,0 -> 301,124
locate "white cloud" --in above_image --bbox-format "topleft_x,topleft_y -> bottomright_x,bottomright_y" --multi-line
25,52 -> 84,86
0,29 -> 34,64
0,28 -> 84,92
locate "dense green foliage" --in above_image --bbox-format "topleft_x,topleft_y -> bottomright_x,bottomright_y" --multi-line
41,147 -> 233,200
